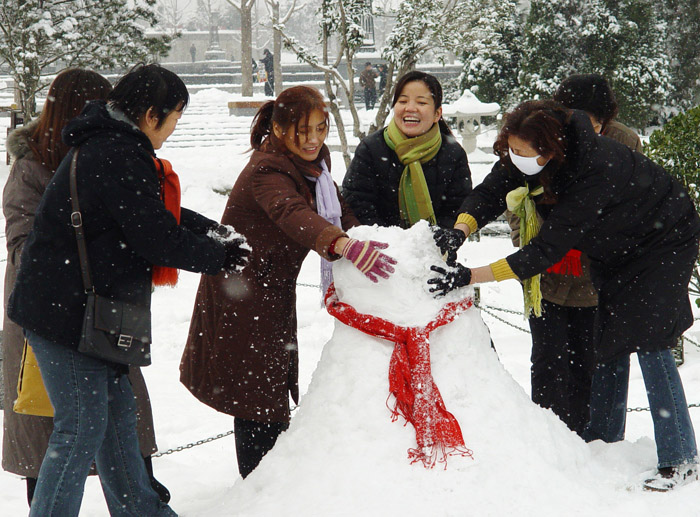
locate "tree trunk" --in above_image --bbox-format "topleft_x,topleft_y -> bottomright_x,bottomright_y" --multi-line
240,4 -> 254,97
322,24 -> 350,167
343,49 -> 364,140
369,62 -> 396,134
272,3 -> 283,96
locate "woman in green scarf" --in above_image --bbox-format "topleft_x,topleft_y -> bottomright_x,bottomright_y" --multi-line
342,71 -> 472,253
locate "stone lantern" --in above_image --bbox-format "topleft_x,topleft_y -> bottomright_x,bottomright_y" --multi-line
442,90 -> 499,153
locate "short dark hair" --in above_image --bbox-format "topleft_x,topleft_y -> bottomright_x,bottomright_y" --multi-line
391,70 -> 451,134
365,62 -> 372,67
553,74 -> 618,129
108,64 -> 189,128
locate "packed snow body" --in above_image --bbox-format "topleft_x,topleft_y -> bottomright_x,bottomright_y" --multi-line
210,223 -> 643,516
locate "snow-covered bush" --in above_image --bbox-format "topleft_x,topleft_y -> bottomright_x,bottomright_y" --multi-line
645,105 -> 700,301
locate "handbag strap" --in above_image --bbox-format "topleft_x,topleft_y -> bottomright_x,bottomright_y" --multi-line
68,149 -> 94,294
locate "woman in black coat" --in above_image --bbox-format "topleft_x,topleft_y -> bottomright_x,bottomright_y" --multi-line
342,71 -> 472,239
8,65 -> 249,516
430,100 -> 700,492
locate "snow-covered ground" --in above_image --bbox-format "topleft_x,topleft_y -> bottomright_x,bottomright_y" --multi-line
1,89 -> 699,516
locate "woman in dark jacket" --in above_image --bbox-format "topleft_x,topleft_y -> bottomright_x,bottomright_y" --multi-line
7,64 -> 249,516
2,67 -> 169,507
430,99 -> 700,492
180,85 -> 396,480
342,71 -> 472,242
503,74 -> 644,437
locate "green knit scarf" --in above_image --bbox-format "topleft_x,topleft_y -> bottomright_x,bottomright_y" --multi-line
506,185 -> 545,318
384,119 -> 442,227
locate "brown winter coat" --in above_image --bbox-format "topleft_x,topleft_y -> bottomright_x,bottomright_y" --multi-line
359,68 -> 379,90
2,121 -> 157,477
603,120 -> 643,153
180,141 -> 358,424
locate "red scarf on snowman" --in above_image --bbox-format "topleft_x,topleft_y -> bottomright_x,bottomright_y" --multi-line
325,284 -> 474,468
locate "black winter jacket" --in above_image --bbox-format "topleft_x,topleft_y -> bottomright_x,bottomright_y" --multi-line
8,100 -> 226,350
342,127 -> 472,228
459,110 -> 700,361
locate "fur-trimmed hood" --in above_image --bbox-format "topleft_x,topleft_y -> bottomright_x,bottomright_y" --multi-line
6,118 -> 40,161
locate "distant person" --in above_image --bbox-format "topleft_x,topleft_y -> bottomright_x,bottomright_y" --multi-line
359,62 -> 379,110
261,48 -> 274,96
343,70 -> 471,238
378,64 -> 388,96
181,85 -> 396,480
190,43 -> 197,63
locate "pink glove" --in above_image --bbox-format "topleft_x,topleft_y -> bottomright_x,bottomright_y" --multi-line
340,239 -> 397,283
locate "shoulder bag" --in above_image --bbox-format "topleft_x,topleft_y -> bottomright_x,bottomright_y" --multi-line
69,150 -> 152,366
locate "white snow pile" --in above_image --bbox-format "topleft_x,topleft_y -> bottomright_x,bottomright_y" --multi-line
205,223 -> 685,516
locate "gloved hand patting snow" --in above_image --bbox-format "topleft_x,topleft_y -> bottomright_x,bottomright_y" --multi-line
340,238 -> 397,283
208,224 -> 251,274
427,263 -> 472,297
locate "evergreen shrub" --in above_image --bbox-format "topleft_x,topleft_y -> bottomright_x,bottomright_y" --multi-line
645,105 -> 700,302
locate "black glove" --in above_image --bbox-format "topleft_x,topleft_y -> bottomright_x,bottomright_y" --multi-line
431,227 -> 466,256
222,238 -> 250,274
209,223 -> 232,239
427,263 -> 472,297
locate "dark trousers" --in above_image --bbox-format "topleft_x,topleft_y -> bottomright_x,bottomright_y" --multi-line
234,417 -> 288,478
264,75 -> 274,96
364,87 -> 377,110
528,299 -> 597,436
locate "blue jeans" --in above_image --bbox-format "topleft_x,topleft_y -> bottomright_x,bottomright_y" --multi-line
28,331 -> 176,517
583,349 -> 698,468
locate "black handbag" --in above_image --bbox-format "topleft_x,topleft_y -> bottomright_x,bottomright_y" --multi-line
69,150 -> 152,366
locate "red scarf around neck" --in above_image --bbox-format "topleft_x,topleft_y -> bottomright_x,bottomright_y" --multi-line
325,284 -> 474,468
152,157 -> 181,287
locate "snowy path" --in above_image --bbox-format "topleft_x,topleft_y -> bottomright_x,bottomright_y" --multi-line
1,88 -> 699,515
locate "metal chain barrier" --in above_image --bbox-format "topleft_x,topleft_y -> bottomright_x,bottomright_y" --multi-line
153,430 -> 235,457
150,283 -> 700,457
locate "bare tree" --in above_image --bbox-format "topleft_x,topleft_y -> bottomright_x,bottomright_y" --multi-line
277,0 -> 370,167
223,0 -> 256,96
369,0 -> 461,133
263,0 -> 304,96
157,0 -> 192,36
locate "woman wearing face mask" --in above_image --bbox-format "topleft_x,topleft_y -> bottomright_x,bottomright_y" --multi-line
429,99 -> 700,492
180,85 -> 396,479
496,75 -> 644,437
342,71 -> 472,256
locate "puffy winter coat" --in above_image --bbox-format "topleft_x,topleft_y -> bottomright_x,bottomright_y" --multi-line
342,127 -> 472,228
8,100 -> 226,352
181,142 -> 358,423
460,110 -> 700,362
1,118 -> 161,475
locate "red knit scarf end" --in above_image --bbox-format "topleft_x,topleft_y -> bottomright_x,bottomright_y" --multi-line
152,157 -> 181,287
325,284 -> 475,468
547,249 -> 582,276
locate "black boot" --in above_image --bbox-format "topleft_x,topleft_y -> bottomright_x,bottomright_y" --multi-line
143,455 -> 171,504
26,476 -> 37,507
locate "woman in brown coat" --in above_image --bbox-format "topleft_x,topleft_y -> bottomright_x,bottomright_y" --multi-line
180,85 -> 396,478
2,68 -> 168,506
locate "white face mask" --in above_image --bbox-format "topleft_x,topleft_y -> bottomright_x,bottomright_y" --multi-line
509,148 -> 548,176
